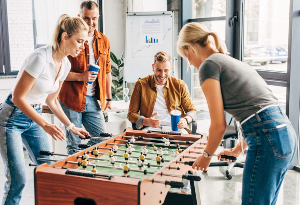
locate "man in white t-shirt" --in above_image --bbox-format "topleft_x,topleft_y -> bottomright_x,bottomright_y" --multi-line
128,51 -> 197,134
58,1 -> 113,154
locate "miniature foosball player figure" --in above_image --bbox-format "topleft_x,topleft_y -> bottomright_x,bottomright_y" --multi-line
142,146 -> 148,156
92,148 -> 99,157
162,137 -> 167,143
174,149 -> 179,157
123,162 -> 130,177
139,152 -> 145,163
137,158 -> 143,170
123,151 -> 129,161
108,148 -> 114,157
177,147 -> 183,153
82,152 -> 89,161
126,144 -> 135,154
152,144 -> 157,151
156,154 -> 162,166
112,143 -> 118,154
81,158 -> 88,170
157,147 -> 164,157
110,155 -> 116,167
129,136 -> 136,144
91,165 -> 97,173
164,139 -> 170,147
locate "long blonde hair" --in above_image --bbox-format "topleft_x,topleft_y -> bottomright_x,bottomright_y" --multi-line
177,22 -> 229,59
52,14 -> 89,51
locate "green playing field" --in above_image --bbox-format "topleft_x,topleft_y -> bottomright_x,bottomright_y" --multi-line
77,144 -> 179,178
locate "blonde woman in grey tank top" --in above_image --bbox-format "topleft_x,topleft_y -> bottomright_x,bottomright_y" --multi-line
177,22 -> 297,205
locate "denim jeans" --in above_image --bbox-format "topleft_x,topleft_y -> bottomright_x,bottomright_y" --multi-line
0,94 -> 50,205
59,96 -> 106,154
241,106 -> 297,205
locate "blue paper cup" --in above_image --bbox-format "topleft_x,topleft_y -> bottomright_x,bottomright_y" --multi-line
171,110 -> 181,131
88,64 -> 100,84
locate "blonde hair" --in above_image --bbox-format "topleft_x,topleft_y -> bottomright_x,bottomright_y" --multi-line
52,14 -> 89,51
154,51 -> 172,64
177,22 -> 229,59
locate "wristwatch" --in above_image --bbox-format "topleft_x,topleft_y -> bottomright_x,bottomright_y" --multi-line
203,150 -> 212,158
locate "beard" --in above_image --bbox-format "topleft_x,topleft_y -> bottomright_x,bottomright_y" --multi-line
154,74 -> 167,85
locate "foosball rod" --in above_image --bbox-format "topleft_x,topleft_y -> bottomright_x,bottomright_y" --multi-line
112,139 -> 190,148
121,135 -> 195,144
39,150 -> 171,163
78,153 -> 171,163
73,160 -> 196,180
96,146 -> 176,157
76,155 -> 179,170
66,169 -> 185,188
176,155 -> 237,166
35,157 -> 197,180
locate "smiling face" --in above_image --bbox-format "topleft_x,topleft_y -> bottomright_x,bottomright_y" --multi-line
80,7 -> 99,37
64,30 -> 88,57
152,61 -> 172,85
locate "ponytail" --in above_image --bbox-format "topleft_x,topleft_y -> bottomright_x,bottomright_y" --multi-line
52,14 -> 89,51
177,22 -> 229,59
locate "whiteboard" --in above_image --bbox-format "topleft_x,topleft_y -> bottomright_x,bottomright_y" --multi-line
125,11 -> 174,83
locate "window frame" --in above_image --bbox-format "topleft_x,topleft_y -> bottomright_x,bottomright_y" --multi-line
32,0 -> 104,49
0,0 -> 14,76
181,0 -> 300,168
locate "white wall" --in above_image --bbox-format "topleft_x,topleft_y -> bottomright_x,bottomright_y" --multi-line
103,0 -> 127,59
0,0 -> 33,102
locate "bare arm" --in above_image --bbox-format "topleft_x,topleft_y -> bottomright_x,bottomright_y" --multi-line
202,79 -> 227,155
12,71 -> 65,140
45,81 -> 73,127
192,78 -> 227,170
46,81 -> 89,138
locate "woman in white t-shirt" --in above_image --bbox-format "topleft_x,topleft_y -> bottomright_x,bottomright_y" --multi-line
0,14 -> 89,205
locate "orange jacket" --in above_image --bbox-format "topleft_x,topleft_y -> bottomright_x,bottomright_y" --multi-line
59,30 -> 111,112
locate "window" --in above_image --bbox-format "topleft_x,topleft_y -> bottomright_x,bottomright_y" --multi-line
184,0 -> 227,130
1,0 -> 102,75
243,0 -> 289,73
182,0 -> 300,167
33,0 -> 85,48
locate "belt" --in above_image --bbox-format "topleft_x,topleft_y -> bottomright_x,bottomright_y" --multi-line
237,104 -> 279,153
240,104 -> 279,125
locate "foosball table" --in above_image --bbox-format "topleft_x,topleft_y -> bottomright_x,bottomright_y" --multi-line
34,129 -> 209,205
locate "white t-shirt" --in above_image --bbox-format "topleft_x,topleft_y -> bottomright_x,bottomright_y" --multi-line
152,84 -> 171,126
86,36 -> 96,96
11,45 -> 71,104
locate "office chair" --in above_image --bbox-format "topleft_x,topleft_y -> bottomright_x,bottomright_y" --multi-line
209,118 -> 244,179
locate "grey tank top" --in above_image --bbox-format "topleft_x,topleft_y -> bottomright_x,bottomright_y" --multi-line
199,53 -> 278,122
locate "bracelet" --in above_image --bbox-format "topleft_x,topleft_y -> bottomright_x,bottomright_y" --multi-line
106,99 -> 112,101
184,117 -> 189,124
66,123 -> 75,131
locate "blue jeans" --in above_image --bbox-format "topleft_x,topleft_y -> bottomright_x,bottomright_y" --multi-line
0,94 -> 50,205
59,96 -> 106,154
241,106 -> 297,205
